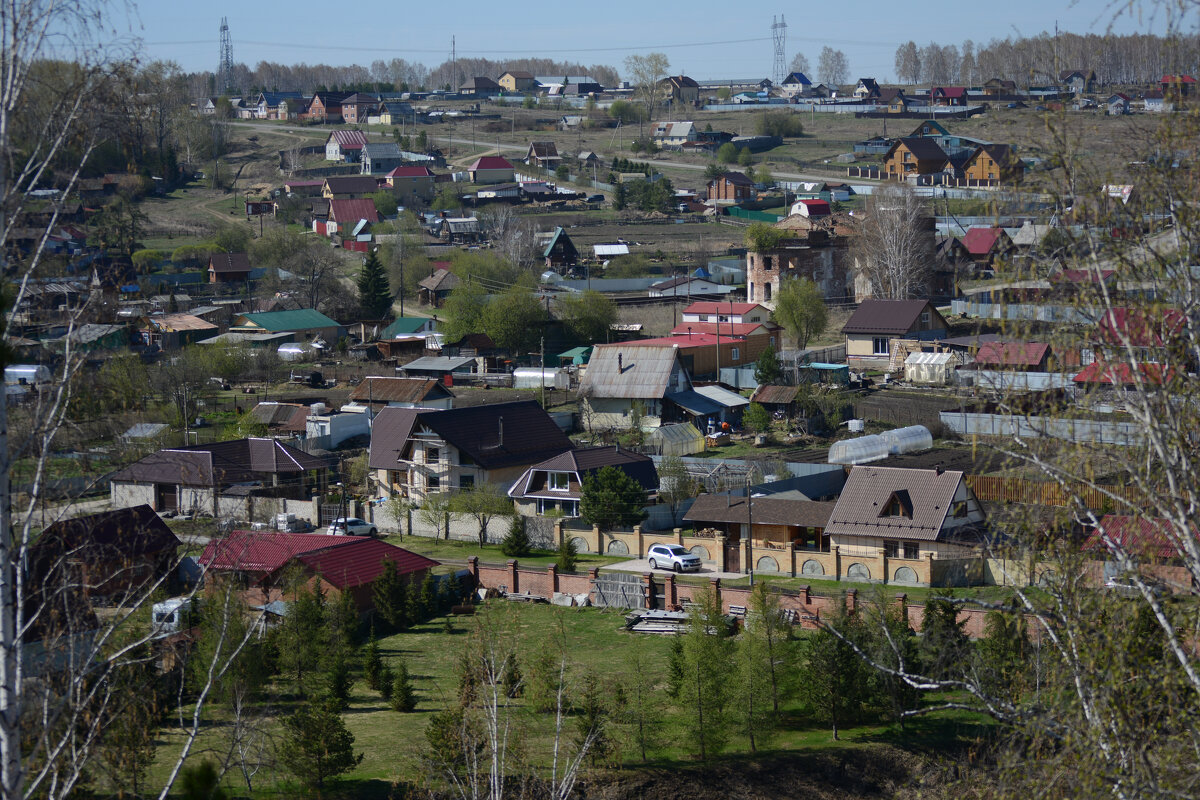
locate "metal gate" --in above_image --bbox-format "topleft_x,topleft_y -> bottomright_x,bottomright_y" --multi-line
591,572 -> 646,609
725,543 -> 741,573
318,503 -> 342,525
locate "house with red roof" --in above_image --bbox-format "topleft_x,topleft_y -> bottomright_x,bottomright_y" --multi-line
328,198 -> 381,227
680,301 -> 770,325
1161,74 -> 1196,100
199,531 -> 439,612
1096,307 -> 1188,365
930,86 -> 968,106
959,227 -> 1014,267
973,341 -> 1051,372
384,165 -> 437,201
1073,360 -> 1176,388
325,129 -> 370,162
468,156 -> 515,184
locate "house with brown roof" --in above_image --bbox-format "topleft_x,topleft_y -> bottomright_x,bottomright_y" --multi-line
822,465 -> 988,585
959,144 -> 1024,186
508,446 -> 658,517
843,299 -> 947,370
325,129 -> 369,162
348,376 -> 454,410
460,76 -> 502,96
322,175 -> 380,199
368,401 -> 572,502
199,531 -> 438,612
418,267 -> 460,307
109,438 -> 332,516
339,93 -> 378,125
306,91 -> 350,122
707,171 -> 756,203
384,165 -> 436,201
684,493 -> 838,576
883,137 -> 948,182
137,313 -> 218,349
208,252 -> 251,284
525,141 -> 561,169
498,70 -> 538,93
854,78 -> 881,100
247,401 -> 312,436
29,505 -> 182,603
658,75 -> 699,105
1060,70 -> 1097,94
983,78 -> 1017,96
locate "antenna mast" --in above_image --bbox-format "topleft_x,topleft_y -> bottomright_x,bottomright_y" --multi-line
771,15 -> 787,86
218,17 -> 234,93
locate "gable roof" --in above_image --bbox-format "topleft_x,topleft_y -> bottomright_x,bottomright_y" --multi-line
380,317 -> 432,337
361,142 -> 403,158
142,313 -> 217,333
782,71 -> 812,86
685,494 -> 837,528
508,446 -> 658,499
542,227 -> 576,259
973,341 -> 1050,368
369,401 -> 571,472
248,402 -> 310,431
1097,307 -> 1186,347
110,438 -> 330,486
33,504 -> 181,563
470,156 -> 514,171
962,227 -> 1008,255
461,76 -> 502,91
527,141 -> 560,158
209,252 -> 251,274
235,308 -> 340,332
683,301 -> 764,316
349,377 -> 453,405
891,137 -> 948,162
323,175 -> 380,195
501,70 -> 535,80
579,343 -> 685,400
419,270 -> 460,292
387,165 -> 435,179
1087,515 -> 1195,560
328,197 -> 381,224
932,86 -> 968,98
842,299 -> 941,335
328,129 -> 369,149
1072,361 -> 1175,386
826,466 -> 973,541
199,531 -> 438,589
716,171 -> 754,186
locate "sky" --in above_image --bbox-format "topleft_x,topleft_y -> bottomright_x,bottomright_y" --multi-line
126,0 -> 1185,82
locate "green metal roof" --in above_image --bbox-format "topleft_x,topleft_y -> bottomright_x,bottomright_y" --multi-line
558,346 -> 592,364
236,309 -> 340,332
381,317 -> 432,338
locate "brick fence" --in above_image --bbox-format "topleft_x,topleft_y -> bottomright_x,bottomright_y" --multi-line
465,557 -> 1013,640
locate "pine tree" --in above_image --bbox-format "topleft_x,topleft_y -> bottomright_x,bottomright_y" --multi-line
500,516 -> 531,557
357,249 -> 392,319
363,630 -> 383,690
378,665 -> 395,701
390,661 -> 417,712
372,560 -> 409,631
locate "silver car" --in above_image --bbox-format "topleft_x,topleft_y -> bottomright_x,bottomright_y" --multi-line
326,517 -> 377,537
647,543 -> 702,573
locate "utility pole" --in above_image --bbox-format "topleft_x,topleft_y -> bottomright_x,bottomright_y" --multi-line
540,334 -> 546,409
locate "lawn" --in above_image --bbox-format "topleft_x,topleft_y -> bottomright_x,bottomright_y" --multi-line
148,601 -> 993,798
383,534 -> 628,571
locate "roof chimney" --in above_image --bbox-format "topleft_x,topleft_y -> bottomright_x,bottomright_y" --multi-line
935,462 -> 944,475
618,352 -> 623,372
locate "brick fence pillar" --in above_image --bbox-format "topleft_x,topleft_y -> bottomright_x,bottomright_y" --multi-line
554,519 -> 564,547
467,556 -> 479,586
895,593 -> 908,628
664,573 -> 677,609
507,560 -> 519,594
642,572 -> 654,609
548,563 -> 559,595
587,566 -> 599,605
801,584 -> 811,605
634,525 -> 644,557
710,577 -> 722,611
846,587 -> 857,613
674,527 -> 684,546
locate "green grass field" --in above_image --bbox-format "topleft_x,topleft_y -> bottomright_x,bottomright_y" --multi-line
148,601 -> 993,798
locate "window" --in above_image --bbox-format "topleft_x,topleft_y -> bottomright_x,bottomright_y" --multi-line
764,282 -> 772,302
549,472 -> 570,491
731,347 -> 740,362
881,492 -> 913,518
427,475 -> 440,490
952,500 -> 970,518
769,336 -> 776,348
426,446 -> 439,464
763,256 -> 773,271
459,474 -> 475,489
884,541 -> 899,558
388,470 -> 402,487
904,541 -> 919,559
873,337 -> 889,355
920,311 -> 930,324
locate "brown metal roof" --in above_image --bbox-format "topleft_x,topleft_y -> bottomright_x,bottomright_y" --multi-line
349,377 -> 453,405
509,446 -> 658,500
891,137 -> 947,162
685,494 -> 836,528
323,175 -> 380,195
110,438 -> 330,486
209,253 -> 251,274
842,299 -> 940,336
750,385 -> 802,405
825,466 -> 967,541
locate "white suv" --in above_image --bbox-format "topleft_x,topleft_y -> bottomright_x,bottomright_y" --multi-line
326,517 -> 377,537
647,543 -> 702,573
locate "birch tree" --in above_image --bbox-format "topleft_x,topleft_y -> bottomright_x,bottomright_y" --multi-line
850,183 -> 934,300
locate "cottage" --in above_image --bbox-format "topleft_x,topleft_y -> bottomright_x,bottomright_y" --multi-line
843,299 -> 948,370
360,142 -> 406,175
780,72 -> 813,96
578,343 -> 692,430
525,141 -> 561,169
348,376 -> 454,410
468,156 -> 515,184
231,309 -> 342,344
883,137 -> 948,181
681,301 -> 770,325
369,401 -> 571,502
1060,70 -> 1097,94
541,227 -> 578,268
418,269 -> 460,307
384,165 -> 437,201
658,75 -> 699,105
959,144 -> 1024,186
1107,93 -> 1131,115
325,129 -> 369,162
854,78 -> 881,100
821,465 -> 988,586
651,121 -> 697,147
340,92 -> 379,124
930,86 -> 968,106
207,252 -> 252,284
684,494 -> 838,575
706,171 -> 756,203
498,70 -> 539,93
323,175 -> 380,199
138,313 -> 218,350
508,446 -> 658,517
307,91 -> 350,122
459,76 -> 502,96
327,198 -> 381,227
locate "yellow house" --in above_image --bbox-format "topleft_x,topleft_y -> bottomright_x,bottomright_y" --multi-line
842,299 -> 947,370
498,70 -> 539,93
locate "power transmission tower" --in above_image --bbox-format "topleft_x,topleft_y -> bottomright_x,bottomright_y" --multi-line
218,17 -> 234,93
771,15 -> 787,85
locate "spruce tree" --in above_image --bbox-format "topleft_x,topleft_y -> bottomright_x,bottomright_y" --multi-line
357,249 -> 392,319
390,661 -> 417,712
363,630 -> 383,690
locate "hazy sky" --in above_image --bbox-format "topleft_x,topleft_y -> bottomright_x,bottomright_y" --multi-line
127,0 -> 1181,81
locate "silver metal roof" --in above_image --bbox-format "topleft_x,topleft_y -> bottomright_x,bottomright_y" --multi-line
579,344 -> 682,399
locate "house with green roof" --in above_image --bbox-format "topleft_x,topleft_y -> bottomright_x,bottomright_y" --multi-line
381,317 -> 436,339
541,227 -> 578,268
231,309 -> 342,344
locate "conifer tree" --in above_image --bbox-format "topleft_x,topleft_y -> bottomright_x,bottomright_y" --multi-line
357,248 -> 392,319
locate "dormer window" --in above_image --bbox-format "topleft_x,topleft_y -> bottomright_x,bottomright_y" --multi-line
549,472 -> 570,491
880,491 -> 913,519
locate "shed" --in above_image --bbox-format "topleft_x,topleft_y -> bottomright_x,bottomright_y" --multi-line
904,351 -> 956,385
648,423 -> 705,457
558,346 -> 592,366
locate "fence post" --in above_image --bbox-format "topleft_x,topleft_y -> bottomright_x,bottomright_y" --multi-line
717,533 -> 728,572
593,524 -> 602,555
467,556 -> 479,587
833,545 -> 841,580
895,593 -> 908,628
664,572 -> 677,609
846,587 -> 857,613
634,524 -> 644,557
554,519 -> 564,547
801,584 -> 810,605
548,563 -> 559,594
674,527 -> 683,546
642,572 -> 654,609
508,560 -> 519,594
710,577 -> 722,612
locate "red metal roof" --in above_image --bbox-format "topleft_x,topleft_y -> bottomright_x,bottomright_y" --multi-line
387,166 -> 435,178
962,227 -> 1004,255
1087,515 -> 1195,559
625,333 -> 744,347
1162,75 -> 1197,83
1072,361 -> 1175,386
683,301 -> 763,316
469,156 -> 514,171
973,341 -> 1049,368
671,322 -> 772,337
796,199 -> 831,216
198,531 -> 437,589
330,129 -> 369,149
328,198 -> 381,224
1098,307 -> 1185,347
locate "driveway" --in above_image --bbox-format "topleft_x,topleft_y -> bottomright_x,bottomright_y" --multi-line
603,558 -> 746,581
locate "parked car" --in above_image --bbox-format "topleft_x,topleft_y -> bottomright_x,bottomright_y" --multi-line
647,543 -> 702,573
326,517 -> 377,537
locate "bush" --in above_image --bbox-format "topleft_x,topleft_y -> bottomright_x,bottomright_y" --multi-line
717,142 -> 738,163
500,517 -> 531,557
755,109 -> 805,138
556,538 -> 578,573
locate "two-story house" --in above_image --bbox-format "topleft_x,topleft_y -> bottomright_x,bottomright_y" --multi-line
842,299 -> 948,370
960,144 -> 1024,186
340,93 -> 379,124
706,171 -> 756,203
369,401 -> 572,502
325,129 -> 369,162
680,301 -> 771,325
658,75 -> 699,105
322,175 -> 380,199
498,70 -> 539,93
578,343 -> 692,430
507,446 -> 659,517
883,138 -> 949,181
360,143 -> 407,175
651,121 -> 697,148
384,166 -> 437,202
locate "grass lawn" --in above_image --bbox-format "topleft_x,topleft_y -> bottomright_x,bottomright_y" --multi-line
149,602 -> 993,798
382,534 -> 628,571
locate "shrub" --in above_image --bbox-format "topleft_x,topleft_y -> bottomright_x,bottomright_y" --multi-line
500,517 -> 531,557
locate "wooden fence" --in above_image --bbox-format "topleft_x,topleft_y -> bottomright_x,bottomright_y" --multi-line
965,474 -> 1141,510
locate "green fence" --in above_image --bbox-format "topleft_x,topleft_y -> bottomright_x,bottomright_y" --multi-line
725,207 -> 783,224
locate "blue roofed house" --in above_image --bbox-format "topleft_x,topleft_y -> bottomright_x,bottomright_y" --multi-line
230,309 -> 342,346
381,317 -> 437,339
